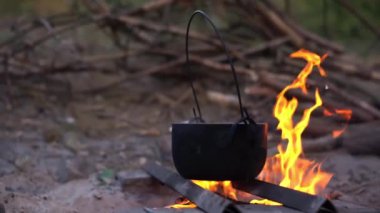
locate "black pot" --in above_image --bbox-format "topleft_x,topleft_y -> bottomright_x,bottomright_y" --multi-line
171,10 -> 268,181
172,123 -> 268,180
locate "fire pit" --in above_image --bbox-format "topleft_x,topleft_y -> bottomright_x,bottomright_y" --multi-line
142,161 -> 336,213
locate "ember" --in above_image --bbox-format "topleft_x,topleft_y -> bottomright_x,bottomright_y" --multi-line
166,197 -> 196,209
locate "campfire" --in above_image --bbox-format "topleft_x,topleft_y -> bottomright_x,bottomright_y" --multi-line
155,49 -> 352,211
136,6 -> 359,213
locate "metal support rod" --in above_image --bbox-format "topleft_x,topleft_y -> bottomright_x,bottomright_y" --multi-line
123,204 -> 302,213
143,162 -> 240,213
233,180 -> 336,213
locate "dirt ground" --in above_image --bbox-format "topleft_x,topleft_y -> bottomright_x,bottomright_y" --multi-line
0,73 -> 379,213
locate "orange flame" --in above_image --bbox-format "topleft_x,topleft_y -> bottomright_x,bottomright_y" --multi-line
250,49 -> 334,204
323,109 -> 352,138
167,49 -> 351,208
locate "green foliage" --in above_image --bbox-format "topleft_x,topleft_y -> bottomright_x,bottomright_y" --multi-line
98,169 -> 115,185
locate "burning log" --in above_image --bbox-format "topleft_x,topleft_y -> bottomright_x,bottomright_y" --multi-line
143,162 -> 240,213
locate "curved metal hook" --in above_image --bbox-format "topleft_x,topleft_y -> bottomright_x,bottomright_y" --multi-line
185,10 -> 245,120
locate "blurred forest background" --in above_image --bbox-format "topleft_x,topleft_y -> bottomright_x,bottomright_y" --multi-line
1,0 -> 380,55
0,0 -> 379,212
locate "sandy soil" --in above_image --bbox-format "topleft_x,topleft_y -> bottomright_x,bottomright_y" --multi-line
0,74 -> 379,212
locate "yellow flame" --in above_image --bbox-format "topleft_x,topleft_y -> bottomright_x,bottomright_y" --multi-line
166,199 -> 197,209
256,49 -> 333,199
167,203 -> 197,209
192,180 -> 238,200
250,199 -> 281,206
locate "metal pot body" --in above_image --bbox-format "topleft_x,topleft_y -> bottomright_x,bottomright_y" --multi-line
172,123 -> 268,181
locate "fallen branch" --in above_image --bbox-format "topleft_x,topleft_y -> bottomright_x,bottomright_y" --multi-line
256,2 -> 304,46
128,0 -> 175,16
144,47 -> 259,80
9,16 -> 99,57
206,90 -> 239,108
113,15 -> 222,48
211,37 -> 290,62
78,57 -> 186,94
261,0 -> 345,53
268,121 -> 380,156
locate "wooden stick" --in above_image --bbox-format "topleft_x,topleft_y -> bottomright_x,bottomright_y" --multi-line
10,17 -> 99,56
206,90 -> 239,108
128,0 -> 175,15
262,0 -> 345,53
211,37 -> 290,62
0,13 -> 82,50
144,47 -> 259,80
251,1 -> 304,47
112,15 -> 251,67
190,54 -> 257,79
293,25 -> 345,52
78,57 -> 186,94
114,16 -> 222,48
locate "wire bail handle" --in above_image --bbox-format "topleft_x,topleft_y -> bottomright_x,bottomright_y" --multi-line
185,10 -> 247,122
